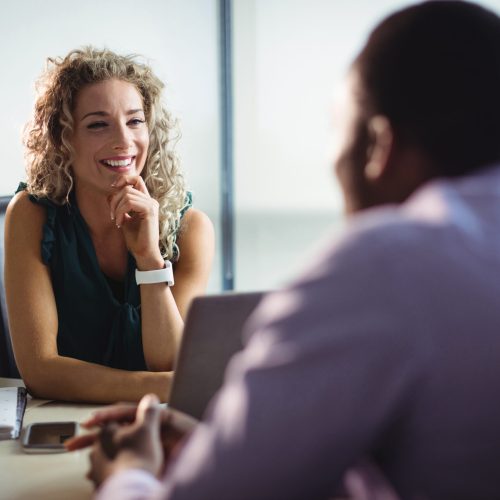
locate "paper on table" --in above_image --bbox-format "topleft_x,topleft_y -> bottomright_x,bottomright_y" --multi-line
0,387 -> 27,440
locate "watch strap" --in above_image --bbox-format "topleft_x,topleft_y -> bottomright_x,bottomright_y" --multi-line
135,260 -> 174,286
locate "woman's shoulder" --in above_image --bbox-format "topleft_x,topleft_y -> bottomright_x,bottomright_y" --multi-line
180,208 -> 214,234
5,191 -> 47,255
7,189 -> 46,226
177,208 -> 215,259
7,190 -> 62,265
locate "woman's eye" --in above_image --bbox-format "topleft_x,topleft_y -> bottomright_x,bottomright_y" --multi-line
87,121 -> 108,130
128,118 -> 146,126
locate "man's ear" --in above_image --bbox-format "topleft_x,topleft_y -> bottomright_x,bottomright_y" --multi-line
364,115 -> 393,181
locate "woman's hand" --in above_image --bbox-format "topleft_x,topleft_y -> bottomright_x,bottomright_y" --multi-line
108,175 -> 164,269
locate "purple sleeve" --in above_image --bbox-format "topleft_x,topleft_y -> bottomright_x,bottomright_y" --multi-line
95,470 -> 165,500
156,236 -> 425,500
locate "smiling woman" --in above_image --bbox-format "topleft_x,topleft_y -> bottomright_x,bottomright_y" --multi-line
71,79 -> 150,196
4,47 -> 215,403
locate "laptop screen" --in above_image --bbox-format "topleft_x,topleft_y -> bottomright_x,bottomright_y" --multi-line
168,292 -> 265,420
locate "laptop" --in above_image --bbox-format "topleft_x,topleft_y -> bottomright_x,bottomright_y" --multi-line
168,291 -> 266,420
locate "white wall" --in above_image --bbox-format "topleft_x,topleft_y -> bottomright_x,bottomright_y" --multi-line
0,0 -> 222,290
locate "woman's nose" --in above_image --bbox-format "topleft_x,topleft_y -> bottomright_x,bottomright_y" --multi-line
112,124 -> 132,150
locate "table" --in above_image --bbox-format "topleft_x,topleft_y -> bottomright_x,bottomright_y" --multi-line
0,378 -> 102,500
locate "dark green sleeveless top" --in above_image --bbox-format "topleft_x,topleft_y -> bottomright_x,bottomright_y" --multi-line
17,183 -> 192,371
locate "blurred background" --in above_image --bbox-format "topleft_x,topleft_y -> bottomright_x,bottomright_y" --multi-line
2,0 -> 499,292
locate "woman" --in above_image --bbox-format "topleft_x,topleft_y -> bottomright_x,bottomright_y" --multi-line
4,47 -> 214,403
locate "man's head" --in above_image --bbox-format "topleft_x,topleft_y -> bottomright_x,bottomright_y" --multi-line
333,1 -> 500,213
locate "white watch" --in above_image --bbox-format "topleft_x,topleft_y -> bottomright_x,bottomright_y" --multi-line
135,260 -> 174,286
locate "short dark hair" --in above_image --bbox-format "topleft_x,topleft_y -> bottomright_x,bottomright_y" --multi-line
354,0 -> 500,176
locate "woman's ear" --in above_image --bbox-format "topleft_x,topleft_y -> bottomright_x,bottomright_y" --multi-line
364,115 -> 393,181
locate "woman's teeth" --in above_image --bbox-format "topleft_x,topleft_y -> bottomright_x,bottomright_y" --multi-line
102,159 -> 132,167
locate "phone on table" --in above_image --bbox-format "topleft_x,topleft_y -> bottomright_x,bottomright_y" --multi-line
22,421 -> 78,453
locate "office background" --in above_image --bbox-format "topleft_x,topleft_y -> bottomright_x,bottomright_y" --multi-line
2,0 -> 499,292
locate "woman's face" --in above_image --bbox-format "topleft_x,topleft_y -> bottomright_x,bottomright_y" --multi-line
70,78 -> 150,195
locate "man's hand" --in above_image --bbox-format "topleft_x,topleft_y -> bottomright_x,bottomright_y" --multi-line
87,394 -> 164,488
65,394 -> 198,487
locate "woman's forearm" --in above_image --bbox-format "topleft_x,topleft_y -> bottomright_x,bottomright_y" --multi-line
135,209 -> 214,373
23,355 -> 173,403
139,283 -> 184,372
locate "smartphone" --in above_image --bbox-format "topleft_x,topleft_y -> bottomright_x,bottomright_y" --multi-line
22,421 -> 78,453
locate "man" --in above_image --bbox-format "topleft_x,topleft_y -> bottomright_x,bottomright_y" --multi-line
68,2 -> 500,498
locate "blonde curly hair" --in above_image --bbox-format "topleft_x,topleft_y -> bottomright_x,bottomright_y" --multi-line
23,46 -> 188,260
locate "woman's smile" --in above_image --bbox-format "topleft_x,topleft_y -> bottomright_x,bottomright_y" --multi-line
99,155 -> 136,173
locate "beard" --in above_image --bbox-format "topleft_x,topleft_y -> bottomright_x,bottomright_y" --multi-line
334,117 -> 374,214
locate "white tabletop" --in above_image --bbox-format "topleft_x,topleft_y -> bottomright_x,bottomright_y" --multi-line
0,378 -> 102,500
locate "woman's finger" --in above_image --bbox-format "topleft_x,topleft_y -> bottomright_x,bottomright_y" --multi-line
109,185 -> 147,221
111,174 -> 149,195
109,186 -> 155,226
114,193 -> 157,228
